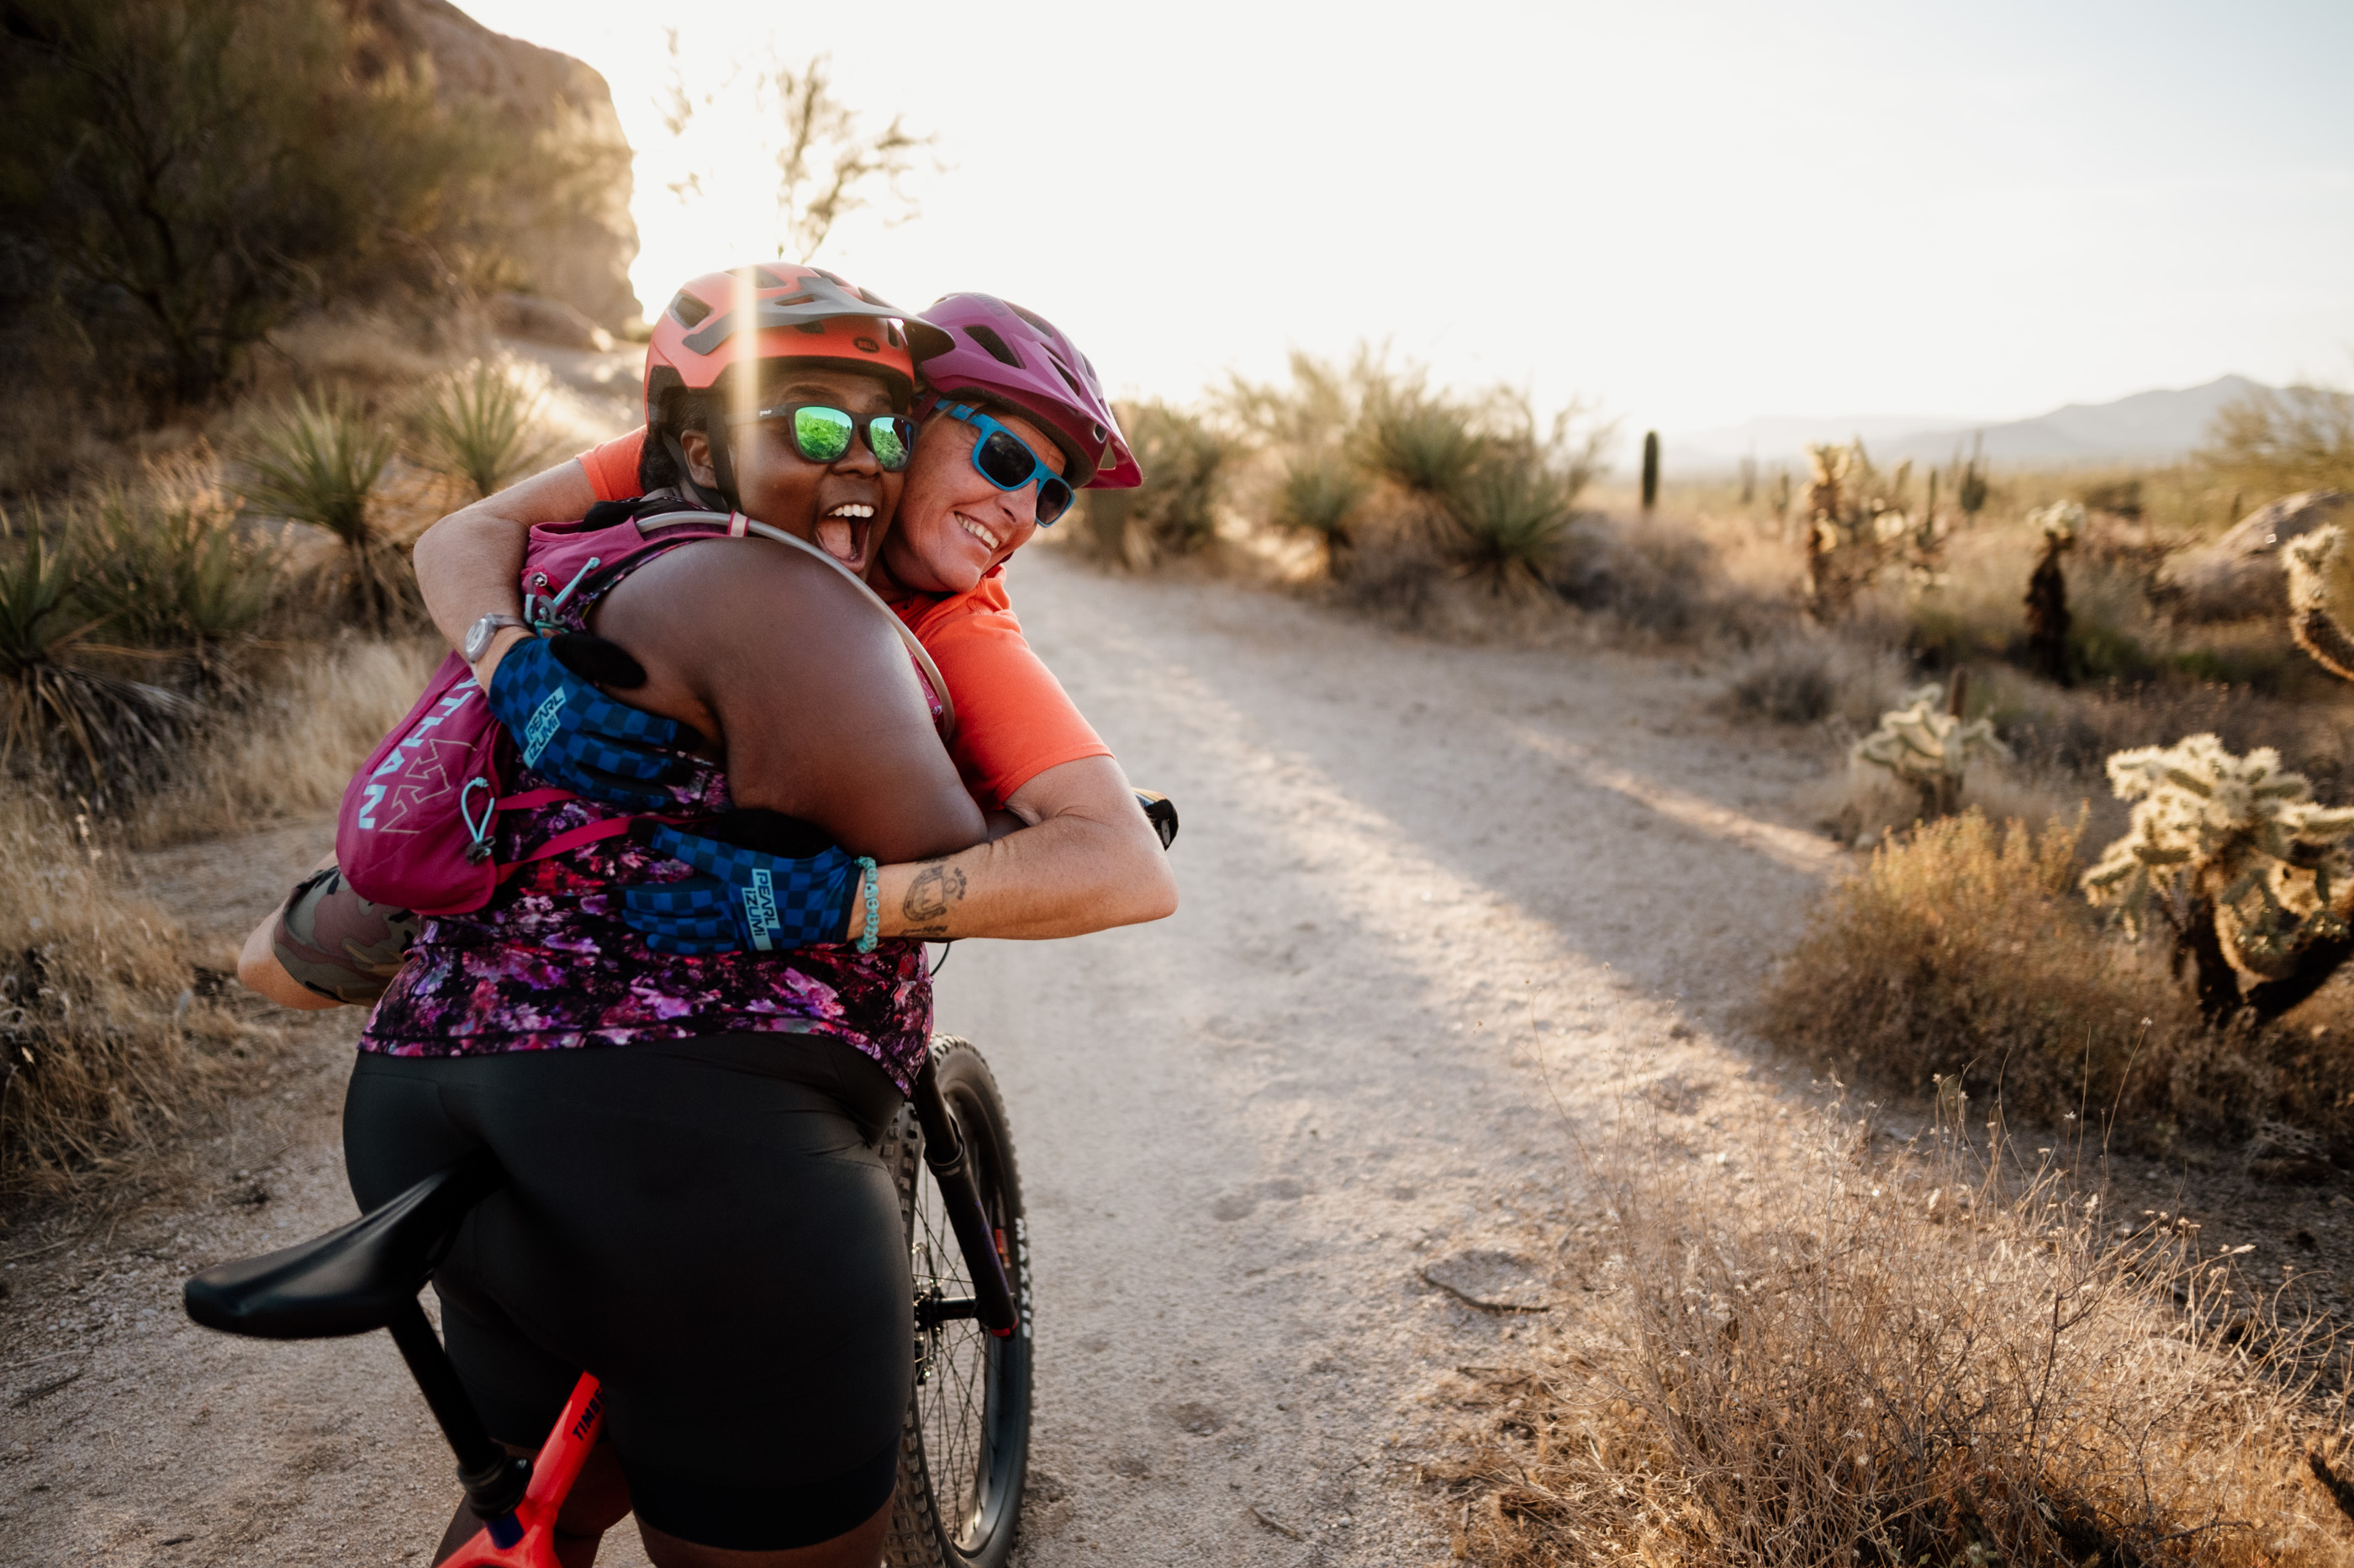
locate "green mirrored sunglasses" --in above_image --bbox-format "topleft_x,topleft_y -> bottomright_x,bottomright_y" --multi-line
739,403 -> 917,472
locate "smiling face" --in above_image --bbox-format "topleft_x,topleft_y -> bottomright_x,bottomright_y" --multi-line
880,403 -> 1071,596
677,365 -> 906,575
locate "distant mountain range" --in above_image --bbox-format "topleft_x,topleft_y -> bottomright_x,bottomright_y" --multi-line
1668,375 -> 2268,474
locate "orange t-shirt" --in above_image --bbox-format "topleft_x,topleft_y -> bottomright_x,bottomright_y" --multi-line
574,430 -> 1109,808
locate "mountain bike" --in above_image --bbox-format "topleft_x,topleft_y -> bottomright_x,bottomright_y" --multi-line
182,1037 -> 1022,1567
183,790 -> 1176,1568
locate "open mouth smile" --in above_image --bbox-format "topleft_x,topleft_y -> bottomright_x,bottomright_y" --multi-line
815,502 -> 875,568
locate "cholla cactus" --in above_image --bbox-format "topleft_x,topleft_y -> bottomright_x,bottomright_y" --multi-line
2024,502 -> 2082,686
2285,523 -> 2354,682
2027,499 -> 2085,542
1853,682 -> 2011,817
2082,734 -> 2354,1015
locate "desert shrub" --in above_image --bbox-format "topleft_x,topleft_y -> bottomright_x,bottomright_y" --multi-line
1359,388 -> 1484,504
1549,520 -> 1718,641
1434,1107 -> 2343,1566
1758,811 -> 2194,1130
1453,458 -> 1580,594
1724,631 -> 1906,728
412,357 -> 554,499
2081,475 -> 2145,518
125,636 -> 435,847
0,505 -> 197,795
0,794 -> 247,1198
1083,400 -> 1228,565
0,0 -> 537,409
240,390 -> 410,629
1270,450 -> 1368,573
1759,809 -> 2354,1147
1992,673 -> 2354,797
2198,383 -> 2354,502
75,457 -> 281,669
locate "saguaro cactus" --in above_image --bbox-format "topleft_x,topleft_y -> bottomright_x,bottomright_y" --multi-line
2082,734 -> 2354,1020
1956,434 -> 1988,519
1852,677 -> 2010,819
1640,430 -> 1660,511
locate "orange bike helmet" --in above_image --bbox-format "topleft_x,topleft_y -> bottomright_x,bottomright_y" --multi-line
642,262 -> 946,507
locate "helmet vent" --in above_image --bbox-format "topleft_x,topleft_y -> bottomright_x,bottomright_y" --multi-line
1051,357 -> 1085,398
668,291 -> 713,329
1008,303 -> 1058,335
964,325 -> 1024,368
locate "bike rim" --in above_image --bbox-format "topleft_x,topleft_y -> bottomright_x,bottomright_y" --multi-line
910,1085 -> 1027,1556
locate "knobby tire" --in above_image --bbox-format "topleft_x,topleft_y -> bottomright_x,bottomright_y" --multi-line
884,1036 -> 1032,1568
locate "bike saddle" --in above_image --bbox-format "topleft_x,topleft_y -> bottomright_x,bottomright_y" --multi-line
183,1152 -> 503,1340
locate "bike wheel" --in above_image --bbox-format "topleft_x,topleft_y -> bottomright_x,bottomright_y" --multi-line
884,1036 -> 1033,1568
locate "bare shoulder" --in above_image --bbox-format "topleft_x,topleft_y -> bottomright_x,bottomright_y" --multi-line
587,534 -> 981,856
597,536 -> 907,689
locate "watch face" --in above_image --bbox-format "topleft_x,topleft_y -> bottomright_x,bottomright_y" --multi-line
466,616 -> 514,663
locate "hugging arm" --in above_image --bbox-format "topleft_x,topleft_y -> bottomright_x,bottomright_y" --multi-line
412,457 -> 595,684
593,539 -> 987,863
869,756 -> 1179,941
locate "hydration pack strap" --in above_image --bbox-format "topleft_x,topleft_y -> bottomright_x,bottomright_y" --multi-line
494,815 -> 645,881
624,509 -> 954,739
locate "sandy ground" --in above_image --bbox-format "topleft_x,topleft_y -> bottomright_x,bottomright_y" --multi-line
8,546 -> 2347,1565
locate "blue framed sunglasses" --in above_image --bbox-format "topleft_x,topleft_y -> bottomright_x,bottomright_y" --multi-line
941,403 -> 1076,525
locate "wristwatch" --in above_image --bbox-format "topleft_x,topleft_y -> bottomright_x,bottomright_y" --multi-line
463,613 -> 530,666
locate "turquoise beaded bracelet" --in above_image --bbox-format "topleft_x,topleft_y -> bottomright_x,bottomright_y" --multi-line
854,857 -> 880,953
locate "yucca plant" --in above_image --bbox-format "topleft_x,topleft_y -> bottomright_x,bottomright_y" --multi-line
414,358 -> 553,499
1273,451 -> 1368,573
240,391 -> 402,629
1452,457 -> 1578,594
1359,392 -> 1483,507
78,468 -> 281,675
0,508 -> 193,794
1109,400 -> 1227,562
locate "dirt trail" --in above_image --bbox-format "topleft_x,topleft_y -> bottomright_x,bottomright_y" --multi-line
1,548 -> 1847,1565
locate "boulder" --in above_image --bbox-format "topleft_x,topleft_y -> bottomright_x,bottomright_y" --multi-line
2155,490 -> 2352,622
354,0 -> 641,332
487,292 -> 612,351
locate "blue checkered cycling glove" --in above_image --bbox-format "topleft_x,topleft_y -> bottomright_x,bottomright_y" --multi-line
486,634 -> 693,810
620,823 -> 865,954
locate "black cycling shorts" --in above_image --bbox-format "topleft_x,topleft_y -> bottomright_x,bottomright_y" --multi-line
342,1032 -> 910,1551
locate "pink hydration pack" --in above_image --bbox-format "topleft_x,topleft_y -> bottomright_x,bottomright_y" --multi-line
335,508 -> 953,917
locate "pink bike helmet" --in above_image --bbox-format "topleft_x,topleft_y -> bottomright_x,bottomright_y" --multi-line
913,294 -> 1143,489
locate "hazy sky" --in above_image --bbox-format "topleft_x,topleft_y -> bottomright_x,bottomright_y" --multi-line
462,0 -> 2354,438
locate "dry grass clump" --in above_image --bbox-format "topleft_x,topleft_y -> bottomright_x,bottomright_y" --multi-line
1433,1108 -> 2350,1565
124,636 -> 438,847
1755,810 -> 2354,1151
1721,631 -> 1910,730
0,794 -> 251,1199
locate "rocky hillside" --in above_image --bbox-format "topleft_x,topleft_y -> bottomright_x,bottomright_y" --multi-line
356,0 -> 641,330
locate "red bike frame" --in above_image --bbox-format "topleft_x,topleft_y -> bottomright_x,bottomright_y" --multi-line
441,1373 -> 605,1568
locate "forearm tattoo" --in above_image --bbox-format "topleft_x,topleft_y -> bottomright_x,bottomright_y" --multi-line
902,860 -> 968,937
